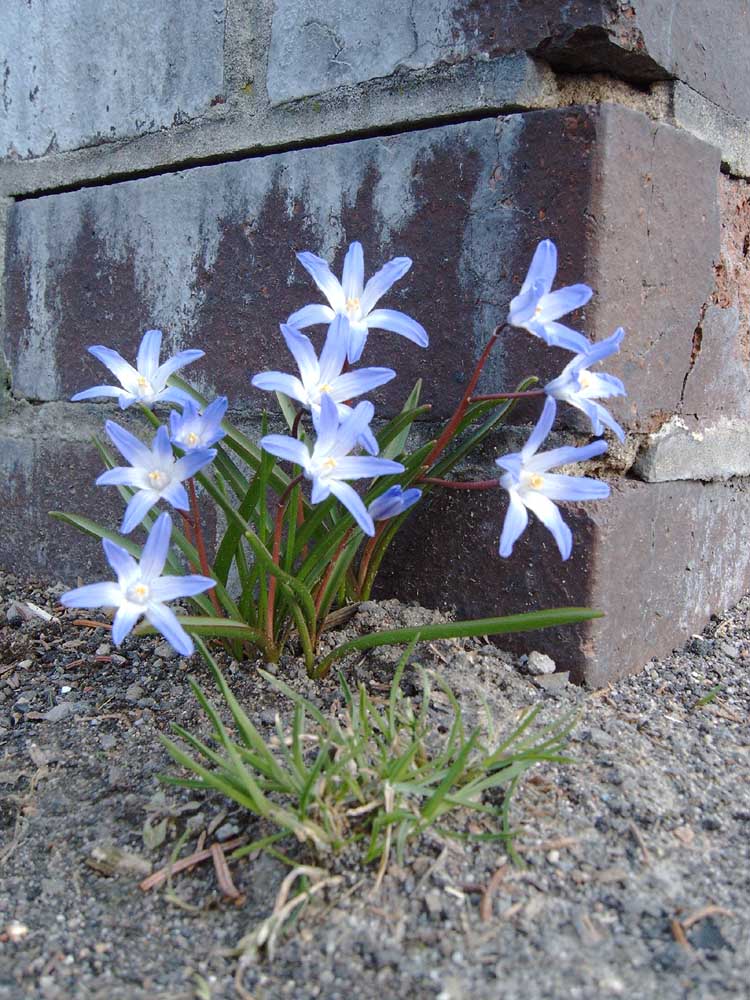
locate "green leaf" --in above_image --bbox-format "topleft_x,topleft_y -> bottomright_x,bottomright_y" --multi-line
381,380 -> 423,459
314,607 -> 603,677
134,615 -> 275,658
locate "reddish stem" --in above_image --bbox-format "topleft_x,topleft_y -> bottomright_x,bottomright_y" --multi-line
266,474 -> 304,644
314,529 -> 353,616
422,323 -> 508,469
469,389 -> 545,402
421,477 -> 499,490
188,479 -> 222,616
356,522 -> 387,594
291,409 -> 304,439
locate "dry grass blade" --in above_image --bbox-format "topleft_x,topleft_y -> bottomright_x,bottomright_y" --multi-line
139,836 -> 245,892
682,904 -> 734,929
480,863 -> 509,922
211,842 -> 242,900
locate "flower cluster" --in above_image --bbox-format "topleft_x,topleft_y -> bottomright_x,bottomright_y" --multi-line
60,235 -> 626,663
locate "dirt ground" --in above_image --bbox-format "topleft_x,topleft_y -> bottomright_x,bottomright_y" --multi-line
1,575 -> 748,1000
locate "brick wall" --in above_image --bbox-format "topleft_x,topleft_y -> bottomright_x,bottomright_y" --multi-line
2,0 -> 750,684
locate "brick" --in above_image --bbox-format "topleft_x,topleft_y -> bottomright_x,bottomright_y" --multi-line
0,0 -> 225,159
3,106 -> 720,437
267,2 -> 750,122
375,476 -> 750,686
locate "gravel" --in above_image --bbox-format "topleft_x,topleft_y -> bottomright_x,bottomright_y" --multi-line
0,573 -> 748,999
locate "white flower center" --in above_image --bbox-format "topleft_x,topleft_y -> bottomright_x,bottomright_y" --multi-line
136,375 -> 154,397
318,383 -> 333,394
321,457 -> 338,473
186,431 -> 199,447
345,296 -> 361,320
534,303 -> 544,318
148,469 -> 170,490
126,581 -> 151,605
529,473 -> 544,490
578,370 -> 593,389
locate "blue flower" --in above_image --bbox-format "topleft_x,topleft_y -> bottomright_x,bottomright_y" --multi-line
252,316 -> 395,419
288,241 -> 428,363
496,398 -> 609,560
545,328 -> 627,441
260,394 -> 404,536
72,329 -> 204,409
97,421 -> 216,534
507,241 -> 593,354
368,485 -> 422,521
170,396 -> 228,451
60,513 -> 214,655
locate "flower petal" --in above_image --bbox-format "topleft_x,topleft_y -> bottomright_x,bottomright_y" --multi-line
360,257 -> 412,315
332,456 -> 404,480
522,240 -> 557,297
88,346 -> 139,388
152,425 -> 174,466
536,285 -> 592,323
251,371 -> 307,403
139,511 -> 172,580
60,581 -> 122,609
312,392 -> 343,456
260,434 -> 310,467
341,241 -> 364,301
346,322 -> 369,363
121,490 -> 159,534
287,303 -> 337,329
498,491 -> 529,558
150,574 -> 215,602
366,309 -> 428,348
318,315 -> 349,384
280,323 -> 320,386
146,602 -> 194,655
296,251 -> 345,312
154,348 -> 205,386
137,329 -> 162,379
310,477 -> 331,504
157,482 -> 187,514
328,479 -> 375,536
521,397 -> 557,461
102,539 -> 139,584
535,472 -> 610,502
96,467 -> 147,489
536,321 -> 593,355
112,603 -> 143,644
522,491 -> 572,560
71,385 -> 127,402
157,386 -> 198,407
527,438 -> 608,473
173,448 -> 216,480
330,367 -> 395,401
105,420 -> 152,468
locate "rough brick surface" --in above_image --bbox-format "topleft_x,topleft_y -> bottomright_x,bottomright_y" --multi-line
267,1 -> 750,121
376,476 -> 750,686
3,106 -> 720,437
0,0 -> 226,159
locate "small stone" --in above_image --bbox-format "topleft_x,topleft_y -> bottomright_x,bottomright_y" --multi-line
100,734 -> 117,751
5,602 -> 25,625
718,641 -> 739,659
110,654 -> 127,666
525,651 -> 556,675
95,643 -> 111,656
17,659 -> 33,670
154,641 -> 177,659
44,703 -> 77,723
214,822 -> 240,841
125,684 -> 144,703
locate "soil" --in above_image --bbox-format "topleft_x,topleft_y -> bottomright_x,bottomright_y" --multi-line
0,574 -> 748,1000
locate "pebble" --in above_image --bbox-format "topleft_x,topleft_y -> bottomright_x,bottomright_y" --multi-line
96,643 -> 111,656
215,821 -> 241,841
44,703 -> 77,723
125,684 -> 144,703
5,602 -> 24,624
154,641 -> 178,659
525,651 -> 556,675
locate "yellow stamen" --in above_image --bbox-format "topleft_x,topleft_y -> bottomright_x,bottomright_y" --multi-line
148,469 -> 169,490
578,370 -> 593,389
345,296 -> 360,317
186,431 -> 199,447
321,457 -> 337,472
529,473 -> 544,490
